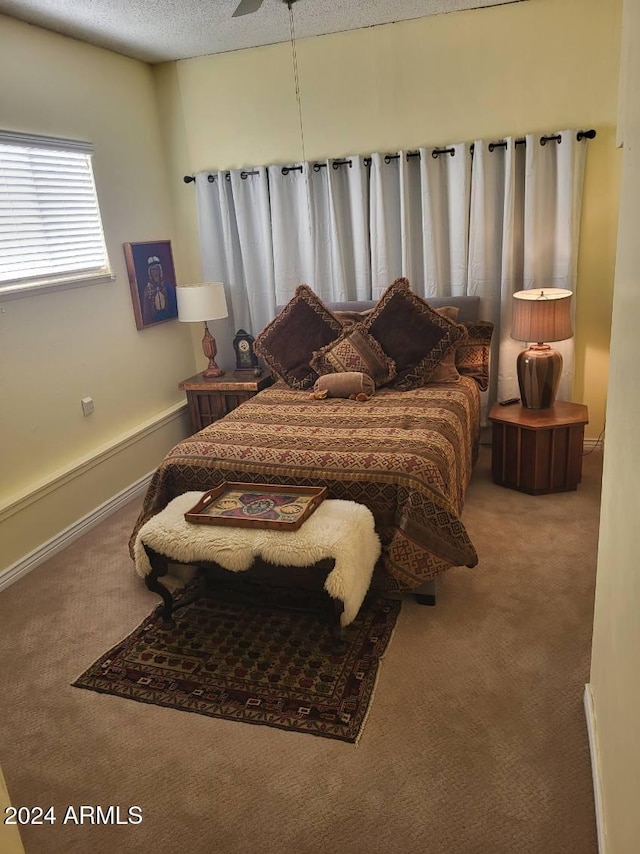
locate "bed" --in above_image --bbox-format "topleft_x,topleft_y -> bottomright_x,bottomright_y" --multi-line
129,282 -> 493,597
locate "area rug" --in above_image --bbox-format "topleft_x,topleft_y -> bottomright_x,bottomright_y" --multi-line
73,579 -> 401,743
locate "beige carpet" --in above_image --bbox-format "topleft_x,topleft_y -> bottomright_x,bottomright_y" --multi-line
0,446 -> 600,854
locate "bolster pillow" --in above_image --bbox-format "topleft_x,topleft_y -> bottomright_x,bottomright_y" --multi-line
313,372 -> 375,398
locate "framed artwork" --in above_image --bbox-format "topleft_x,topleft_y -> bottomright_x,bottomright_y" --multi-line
124,240 -> 179,330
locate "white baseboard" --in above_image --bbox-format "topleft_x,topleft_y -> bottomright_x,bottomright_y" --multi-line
584,684 -> 607,854
0,472 -> 153,593
584,438 -> 603,452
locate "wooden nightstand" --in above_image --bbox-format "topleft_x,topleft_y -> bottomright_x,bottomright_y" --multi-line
179,370 -> 273,433
489,401 -> 589,494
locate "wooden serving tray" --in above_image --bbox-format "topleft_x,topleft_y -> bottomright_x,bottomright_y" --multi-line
184,482 -> 327,530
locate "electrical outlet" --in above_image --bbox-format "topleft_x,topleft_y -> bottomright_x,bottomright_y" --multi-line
81,397 -> 94,416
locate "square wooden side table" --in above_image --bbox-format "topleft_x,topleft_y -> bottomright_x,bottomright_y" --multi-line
488,400 -> 589,494
179,370 -> 273,433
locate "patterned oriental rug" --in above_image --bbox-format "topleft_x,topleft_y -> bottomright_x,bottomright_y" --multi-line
73,579 -> 401,743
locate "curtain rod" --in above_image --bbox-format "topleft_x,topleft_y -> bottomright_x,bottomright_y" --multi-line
183,129 -> 596,183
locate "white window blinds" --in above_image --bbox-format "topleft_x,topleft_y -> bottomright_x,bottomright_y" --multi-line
0,131 -> 112,296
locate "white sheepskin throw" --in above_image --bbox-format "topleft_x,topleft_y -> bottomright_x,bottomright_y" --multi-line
134,495 -> 381,627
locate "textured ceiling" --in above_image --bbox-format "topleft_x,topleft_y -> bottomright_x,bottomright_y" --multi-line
0,0 -> 526,64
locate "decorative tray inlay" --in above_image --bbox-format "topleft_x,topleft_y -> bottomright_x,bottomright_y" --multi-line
184,482 -> 327,530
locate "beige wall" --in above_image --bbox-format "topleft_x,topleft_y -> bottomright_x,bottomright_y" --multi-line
157,0 -> 621,438
0,16 -> 196,575
589,0 -> 640,850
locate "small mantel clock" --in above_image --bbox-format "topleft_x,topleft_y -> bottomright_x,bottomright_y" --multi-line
232,329 -> 260,371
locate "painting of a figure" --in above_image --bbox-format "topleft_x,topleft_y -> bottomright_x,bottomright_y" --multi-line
124,240 -> 178,330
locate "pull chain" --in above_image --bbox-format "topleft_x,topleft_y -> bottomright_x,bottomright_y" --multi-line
287,1 -> 313,252
288,1 -> 306,165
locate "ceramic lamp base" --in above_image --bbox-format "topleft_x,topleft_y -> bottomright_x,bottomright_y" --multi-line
202,324 -> 225,379
517,344 -> 562,409
203,364 -> 225,378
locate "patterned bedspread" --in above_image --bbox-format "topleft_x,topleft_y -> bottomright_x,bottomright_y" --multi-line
130,378 -> 481,590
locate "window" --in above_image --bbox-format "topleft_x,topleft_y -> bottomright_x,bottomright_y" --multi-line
0,131 -> 113,298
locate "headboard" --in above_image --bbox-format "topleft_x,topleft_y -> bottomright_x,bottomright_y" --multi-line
277,295 -> 480,322
325,295 -> 480,322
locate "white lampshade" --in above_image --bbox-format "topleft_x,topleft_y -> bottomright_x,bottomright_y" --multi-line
176,282 -> 228,322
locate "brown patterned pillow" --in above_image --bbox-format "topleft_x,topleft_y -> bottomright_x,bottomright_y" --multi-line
364,278 -> 467,390
428,306 -> 465,384
254,285 -> 343,390
455,321 -> 494,391
310,323 -> 397,387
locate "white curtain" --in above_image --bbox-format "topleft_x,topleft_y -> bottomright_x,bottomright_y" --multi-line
228,167 -> 276,336
370,153 -> 402,296
522,131 -> 586,402
468,138 -> 524,404
325,156 -> 371,301
417,144 -> 471,298
195,130 -> 587,402
468,131 -> 586,403
268,163 -> 314,305
268,158 -> 370,307
196,168 -> 274,337
369,145 -> 471,297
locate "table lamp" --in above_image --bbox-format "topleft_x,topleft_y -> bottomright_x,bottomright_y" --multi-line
176,282 -> 229,378
511,287 -> 573,409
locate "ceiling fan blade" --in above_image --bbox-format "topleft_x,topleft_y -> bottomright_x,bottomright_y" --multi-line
232,0 -> 264,17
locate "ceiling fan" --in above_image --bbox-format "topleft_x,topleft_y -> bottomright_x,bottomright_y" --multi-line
233,0 -> 300,17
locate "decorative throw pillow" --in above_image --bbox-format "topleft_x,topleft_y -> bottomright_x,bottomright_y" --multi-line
427,306 -> 466,384
253,285 -> 343,390
455,321 -> 494,391
364,278 -> 467,390
310,323 -> 397,387
313,372 -> 375,398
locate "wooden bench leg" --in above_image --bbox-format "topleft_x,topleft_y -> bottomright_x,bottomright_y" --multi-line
332,598 -> 348,649
143,545 -> 176,627
141,547 -> 358,646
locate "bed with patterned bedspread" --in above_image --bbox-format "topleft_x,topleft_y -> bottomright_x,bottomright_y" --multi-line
129,377 -> 481,591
